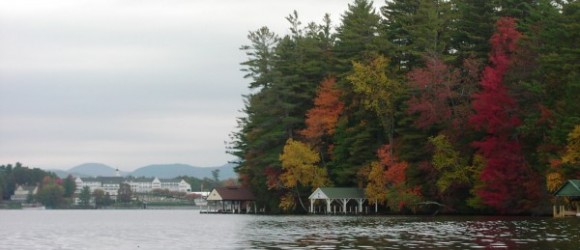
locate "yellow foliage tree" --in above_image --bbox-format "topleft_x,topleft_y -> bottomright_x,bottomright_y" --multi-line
279,193 -> 296,212
279,139 -> 329,211
364,161 -> 387,206
562,124 -> 580,165
347,55 -> 403,149
429,134 -> 475,193
546,171 -> 564,193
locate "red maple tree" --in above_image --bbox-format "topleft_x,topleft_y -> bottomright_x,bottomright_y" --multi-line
406,55 -> 480,138
377,144 -> 407,186
469,17 -> 540,213
406,56 -> 457,129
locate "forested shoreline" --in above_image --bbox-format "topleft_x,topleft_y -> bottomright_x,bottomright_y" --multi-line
229,0 -> 579,214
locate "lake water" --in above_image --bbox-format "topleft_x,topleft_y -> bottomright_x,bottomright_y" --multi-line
1,210 -> 578,249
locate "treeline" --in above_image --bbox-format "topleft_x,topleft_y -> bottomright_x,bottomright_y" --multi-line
0,163 -> 77,208
0,163 -> 54,200
1,162 -> 236,209
229,0 -> 579,214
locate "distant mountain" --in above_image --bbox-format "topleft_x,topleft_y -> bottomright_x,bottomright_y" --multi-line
67,163 -> 123,177
50,162 -> 237,180
130,163 -> 236,180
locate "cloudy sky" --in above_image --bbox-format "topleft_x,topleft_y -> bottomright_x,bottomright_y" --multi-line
0,0 -> 367,171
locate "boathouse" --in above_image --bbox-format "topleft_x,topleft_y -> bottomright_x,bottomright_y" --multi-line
308,187 -> 367,214
206,186 -> 256,213
553,179 -> 580,217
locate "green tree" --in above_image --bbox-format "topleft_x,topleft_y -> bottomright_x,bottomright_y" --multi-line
411,0 -> 453,57
449,0 -> 496,65
239,26 -> 279,89
36,176 -> 64,209
534,0 -> 580,147
103,192 -> 113,207
62,175 -> 76,198
329,0 -> 385,187
2,164 -> 15,200
495,0 -> 536,20
382,0 -> 454,70
381,0 -> 420,71
1,163 -> 56,200
230,11 -> 335,212
0,174 -> 4,200
93,189 -> 105,208
78,186 -> 91,208
334,0 -> 382,72
117,183 -> 133,203
211,169 -> 220,183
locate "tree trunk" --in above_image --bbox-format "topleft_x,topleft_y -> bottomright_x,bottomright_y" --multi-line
295,188 -> 307,212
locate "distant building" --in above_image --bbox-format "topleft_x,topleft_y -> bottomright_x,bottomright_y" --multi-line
74,176 -> 191,199
10,185 -> 38,202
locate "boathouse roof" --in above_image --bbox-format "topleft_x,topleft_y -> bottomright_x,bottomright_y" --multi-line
309,187 -> 365,200
206,187 -> 256,201
554,179 -> 580,197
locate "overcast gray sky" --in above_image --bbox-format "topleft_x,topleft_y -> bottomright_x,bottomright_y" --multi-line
0,0 -> 365,171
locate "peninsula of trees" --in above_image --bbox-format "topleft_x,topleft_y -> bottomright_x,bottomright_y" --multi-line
228,0 -> 579,214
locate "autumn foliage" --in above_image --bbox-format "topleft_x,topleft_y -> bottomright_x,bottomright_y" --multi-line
278,139 -> 329,211
469,17 -> 540,213
301,77 -> 344,142
562,125 -> 580,165
233,0 -> 579,214
375,144 -> 422,211
406,56 -> 479,133
378,145 -> 407,186
406,57 -> 457,128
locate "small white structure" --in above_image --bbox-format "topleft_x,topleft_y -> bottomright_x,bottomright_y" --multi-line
309,187 -> 367,214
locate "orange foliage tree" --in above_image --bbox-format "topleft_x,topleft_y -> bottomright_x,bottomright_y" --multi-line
301,77 -> 344,142
374,144 -> 422,212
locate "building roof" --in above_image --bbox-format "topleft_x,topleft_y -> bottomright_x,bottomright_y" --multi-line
554,179 -> 580,197
127,177 -> 155,182
78,177 -> 185,184
80,177 -> 125,184
16,185 -> 37,193
309,187 -> 365,200
207,187 -> 255,201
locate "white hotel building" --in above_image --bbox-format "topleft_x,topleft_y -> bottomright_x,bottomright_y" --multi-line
74,176 -> 192,199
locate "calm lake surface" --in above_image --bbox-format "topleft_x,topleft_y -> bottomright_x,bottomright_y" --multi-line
1,210 -> 578,250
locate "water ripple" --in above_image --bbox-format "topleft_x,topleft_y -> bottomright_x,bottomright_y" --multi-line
1,211 -> 579,249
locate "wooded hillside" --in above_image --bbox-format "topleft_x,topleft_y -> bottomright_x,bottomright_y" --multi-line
228,0 -> 580,214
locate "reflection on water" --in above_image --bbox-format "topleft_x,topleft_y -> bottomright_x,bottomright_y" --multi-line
0,210 -> 578,249
241,216 -> 579,249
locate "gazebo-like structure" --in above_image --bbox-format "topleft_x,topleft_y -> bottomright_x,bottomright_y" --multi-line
309,187 -> 366,214
553,179 -> 580,217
